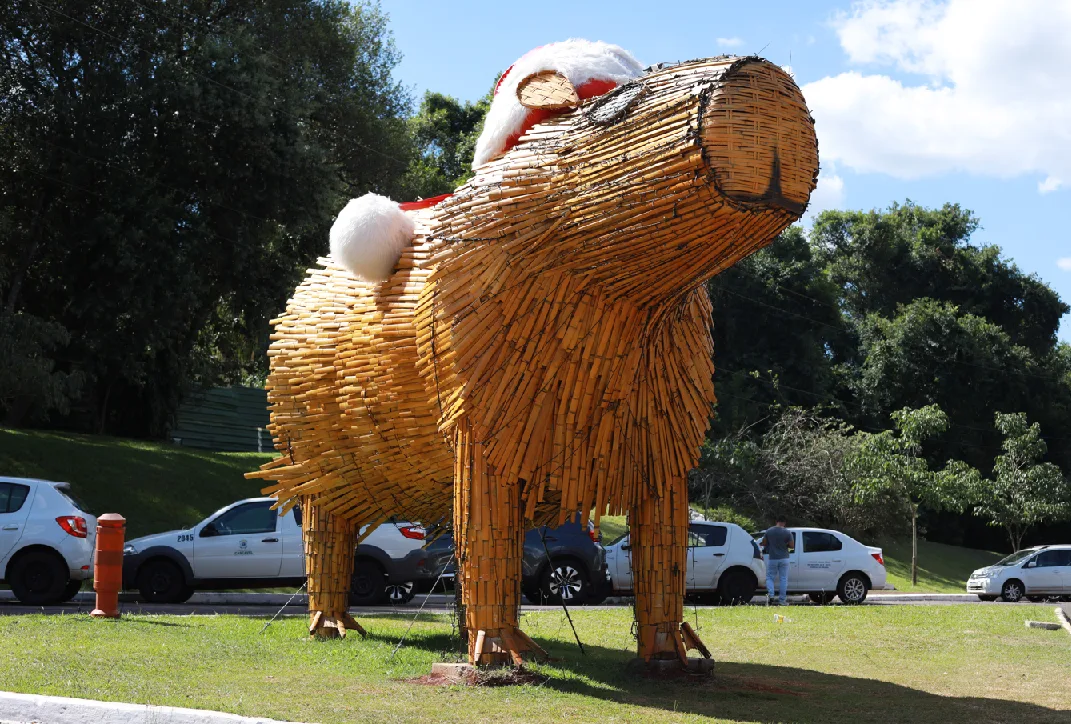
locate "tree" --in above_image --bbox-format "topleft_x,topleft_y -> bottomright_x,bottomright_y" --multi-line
849,405 -> 978,584
972,413 -> 1071,551
399,90 -> 491,198
0,0 -> 417,435
708,226 -> 844,435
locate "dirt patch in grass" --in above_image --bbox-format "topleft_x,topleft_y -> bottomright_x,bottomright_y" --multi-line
407,666 -> 547,687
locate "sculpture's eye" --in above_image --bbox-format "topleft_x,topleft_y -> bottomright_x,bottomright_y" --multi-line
585,81 -> 647,126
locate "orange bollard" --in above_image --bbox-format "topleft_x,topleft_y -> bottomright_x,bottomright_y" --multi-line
90,513 -> 125,619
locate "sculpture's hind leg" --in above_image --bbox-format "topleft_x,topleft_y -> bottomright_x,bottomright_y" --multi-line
302,497 -> 366,639
454,420 -> 547,666
630,474 -> 711,665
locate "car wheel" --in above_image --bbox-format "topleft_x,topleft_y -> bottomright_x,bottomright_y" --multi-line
808,592 -> 836,605
1000,579 -> 1025,603
137,559 -> 193,604
10,550 -> 69,605
349,561 -> 386,606
385,581 -> 415,605
541,561 -> 589,605
837,573 -> 869,605
718,569 -> 756,606
60,579 -> 84,603
977,594 -> 998,602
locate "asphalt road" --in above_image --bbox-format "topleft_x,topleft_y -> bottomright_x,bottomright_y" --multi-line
2,593 -> 1066,617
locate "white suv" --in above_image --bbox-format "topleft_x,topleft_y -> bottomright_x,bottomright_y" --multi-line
0,477 -> 97,604
604,521 -> 765,604
754,527 -> 887,604
967,545 -> 1071,602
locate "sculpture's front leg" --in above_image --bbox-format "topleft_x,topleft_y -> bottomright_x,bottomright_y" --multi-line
302,497 -> 366,639
454,420 -> 547,666
630,475 -> 711,665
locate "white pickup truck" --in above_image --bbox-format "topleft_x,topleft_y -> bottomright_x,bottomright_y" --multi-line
122,497 -> 436,604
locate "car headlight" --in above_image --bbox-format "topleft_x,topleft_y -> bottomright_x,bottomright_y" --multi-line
123,544 -> 137,555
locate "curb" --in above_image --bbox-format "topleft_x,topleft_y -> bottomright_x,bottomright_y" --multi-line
0,691 -> 309,724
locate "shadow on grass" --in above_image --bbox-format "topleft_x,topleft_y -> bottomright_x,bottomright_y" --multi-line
382,629 -> 1068,724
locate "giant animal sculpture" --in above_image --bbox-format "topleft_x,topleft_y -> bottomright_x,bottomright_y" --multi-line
250,40 -> 818,666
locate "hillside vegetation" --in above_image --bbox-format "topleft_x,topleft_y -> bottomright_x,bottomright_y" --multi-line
0,427 -> 275,538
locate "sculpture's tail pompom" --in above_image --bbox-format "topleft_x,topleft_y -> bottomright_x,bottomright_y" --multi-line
329,193 -> 415,282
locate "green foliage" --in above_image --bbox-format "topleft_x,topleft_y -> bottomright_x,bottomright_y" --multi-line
399,90 -> 491,198
971,413 -> 1071,551
0,0 -> 417,435
692,407 -> 908,537
708,226 -> 844,433
0,313 -> 83,423
849,405 -> 977,513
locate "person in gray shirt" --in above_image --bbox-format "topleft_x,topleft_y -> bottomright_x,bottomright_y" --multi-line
761,516 -> 794,605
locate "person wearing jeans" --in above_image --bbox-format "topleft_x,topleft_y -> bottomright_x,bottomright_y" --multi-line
761,516 -> 794,605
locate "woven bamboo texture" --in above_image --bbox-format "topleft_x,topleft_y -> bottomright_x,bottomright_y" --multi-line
250,56 -> 817,660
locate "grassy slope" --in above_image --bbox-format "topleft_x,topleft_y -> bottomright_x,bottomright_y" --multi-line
881,538 -> 1002,593
1,606 -> 1067,723
0,427 -> 275,538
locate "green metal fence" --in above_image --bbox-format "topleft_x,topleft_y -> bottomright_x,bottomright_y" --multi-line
171,386 -> 273,452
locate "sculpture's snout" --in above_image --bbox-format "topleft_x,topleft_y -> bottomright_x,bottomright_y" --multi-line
699,58 -> 819,215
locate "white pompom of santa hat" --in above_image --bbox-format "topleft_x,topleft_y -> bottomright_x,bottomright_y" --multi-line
472,39 -> 645,168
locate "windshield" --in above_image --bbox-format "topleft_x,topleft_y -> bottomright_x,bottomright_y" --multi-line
994,549 -> 1038,566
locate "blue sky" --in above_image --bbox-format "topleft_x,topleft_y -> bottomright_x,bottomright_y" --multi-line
383,0 -> 1070,341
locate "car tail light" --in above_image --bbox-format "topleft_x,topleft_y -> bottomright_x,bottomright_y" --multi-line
56,516 -> 88,538
399,525 -> 425,540
871,552 -> 884,567
588,526 -> 599,543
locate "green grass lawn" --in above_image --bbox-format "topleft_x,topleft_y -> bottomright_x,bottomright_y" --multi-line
0,427 -> 275,538
1,606 -> 1066,723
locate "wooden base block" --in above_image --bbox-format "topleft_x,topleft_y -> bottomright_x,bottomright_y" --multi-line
430,662 -> 477,684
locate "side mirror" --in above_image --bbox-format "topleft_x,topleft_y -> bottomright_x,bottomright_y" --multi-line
621,544 -> 631,551
1023,559 -> 1036,568
200,522 -> 218,538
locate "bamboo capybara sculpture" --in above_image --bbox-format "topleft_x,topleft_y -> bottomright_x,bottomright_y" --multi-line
249,39 -> 818,666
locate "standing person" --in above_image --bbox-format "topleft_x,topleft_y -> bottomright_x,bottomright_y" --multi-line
761,516 -> 794,605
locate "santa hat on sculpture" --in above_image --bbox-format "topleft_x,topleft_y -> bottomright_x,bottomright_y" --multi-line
329,39 -> 644,282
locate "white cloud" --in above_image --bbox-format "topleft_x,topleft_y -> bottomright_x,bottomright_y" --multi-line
806,168 -> 846,221
716,37 -> 745,48
802,1 -> 1071,192
1058,258 -> 1071,272
1039,176 -> 1062,194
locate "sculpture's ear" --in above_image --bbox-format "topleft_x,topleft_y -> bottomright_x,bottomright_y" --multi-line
516,71 -> 580,111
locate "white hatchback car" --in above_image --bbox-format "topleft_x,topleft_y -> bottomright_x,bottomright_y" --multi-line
0,477 -> 97,604
966,545 -> 1071,602
755,527 -> 887,604
604,521 -> 765,604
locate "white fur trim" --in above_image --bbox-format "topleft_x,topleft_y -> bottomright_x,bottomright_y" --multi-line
329,193 -> 414,282
472,39 -> 644,169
